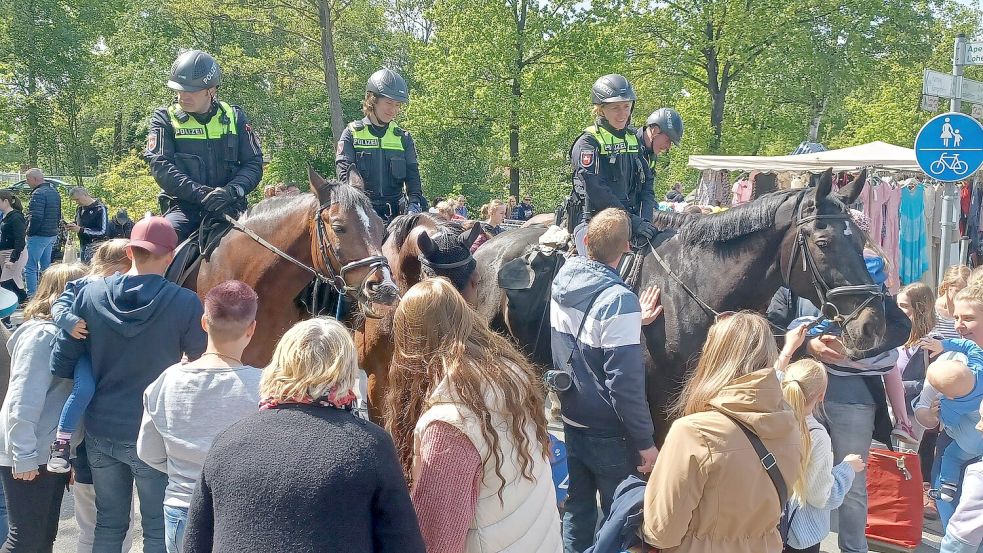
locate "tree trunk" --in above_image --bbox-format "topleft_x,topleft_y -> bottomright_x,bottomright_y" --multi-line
508,0 -> 528,199
807,96 -> 827,143
709,91 -> 725,153
317,0 -> 346,149
112,110 -> 123,163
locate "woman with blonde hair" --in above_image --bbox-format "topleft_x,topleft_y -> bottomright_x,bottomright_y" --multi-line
387,278 -> 561,553
937,265 -> 971,339
0,262 -> 87,552
781,359 -> 865,553
642,311 -> 804,553
183,318 -> 424,553
468,199 -> 507,253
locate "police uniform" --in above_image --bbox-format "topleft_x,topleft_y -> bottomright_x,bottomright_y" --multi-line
335,116 -> 424,223
570,120 -> 655,229
145,100 -> 263,241
636,127 -> 658,175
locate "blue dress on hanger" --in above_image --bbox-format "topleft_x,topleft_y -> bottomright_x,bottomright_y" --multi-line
899,183 -> 929,285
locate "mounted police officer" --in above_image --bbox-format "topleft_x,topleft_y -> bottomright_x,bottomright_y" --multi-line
145,50 -> 264,242
569,74 -> 655,255
637,107 -> 684,173
336,68 -> 425,224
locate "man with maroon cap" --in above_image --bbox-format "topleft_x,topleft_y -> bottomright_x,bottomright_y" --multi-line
52,216 -> 207,553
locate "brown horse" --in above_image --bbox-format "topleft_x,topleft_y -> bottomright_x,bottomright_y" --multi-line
186,169 -> 399,367
356,212 -> 482,421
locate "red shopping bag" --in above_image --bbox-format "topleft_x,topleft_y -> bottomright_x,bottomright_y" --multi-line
865,448 -> 923,551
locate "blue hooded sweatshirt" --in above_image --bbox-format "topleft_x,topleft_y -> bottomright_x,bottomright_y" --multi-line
549,255 -> 655,450
938,338 -> 983,429
51,273 -> 207,441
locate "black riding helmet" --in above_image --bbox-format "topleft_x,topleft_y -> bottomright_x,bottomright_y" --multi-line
167,50 -> 222,92
591,74 -> 637,105
645,108 -> 684,146
366,69 -> 410,104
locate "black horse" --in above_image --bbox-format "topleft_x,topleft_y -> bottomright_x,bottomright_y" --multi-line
474,169 -> 900,443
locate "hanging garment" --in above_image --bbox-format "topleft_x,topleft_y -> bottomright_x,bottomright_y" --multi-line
695,170 -> 729,206
899,184 -> 930,285
960,182 -> 971,236
864,178 -> 902,289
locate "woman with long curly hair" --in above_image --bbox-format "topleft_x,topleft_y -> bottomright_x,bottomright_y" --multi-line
387,278 -> 561,553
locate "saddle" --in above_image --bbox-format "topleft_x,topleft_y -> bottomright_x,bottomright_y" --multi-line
164,214 -> 235,285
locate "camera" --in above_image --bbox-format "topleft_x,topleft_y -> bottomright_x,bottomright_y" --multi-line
544,369 -> 573,392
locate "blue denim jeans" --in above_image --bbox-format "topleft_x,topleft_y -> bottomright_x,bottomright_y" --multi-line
86,434 -> 168,553
817,402 -> 876,553
24,235 -> 56,297
561,425 -> 635,553
163,505 -> 188,553
58,354 -> 94,433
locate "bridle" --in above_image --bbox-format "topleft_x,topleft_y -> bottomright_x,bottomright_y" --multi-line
781,196 -> 884,329
224,199 -> 392,317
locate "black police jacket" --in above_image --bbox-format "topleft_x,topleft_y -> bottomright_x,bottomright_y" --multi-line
144,102 -> 264,213
335,117 -> 424,205
570,119 -> 654,227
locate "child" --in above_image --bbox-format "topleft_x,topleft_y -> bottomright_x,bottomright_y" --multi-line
940,400 -> 983,553
914,350 -> 983,503
137,280 -> 263,553
780,359 -> 866,553
936,265 -> 971,339
47,239 -> 131,471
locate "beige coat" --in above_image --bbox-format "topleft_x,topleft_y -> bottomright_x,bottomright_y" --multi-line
642,368 -> 803,553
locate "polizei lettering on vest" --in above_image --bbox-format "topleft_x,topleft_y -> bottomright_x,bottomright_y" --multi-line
354,137 -> 380,147
175,128 -> 206,136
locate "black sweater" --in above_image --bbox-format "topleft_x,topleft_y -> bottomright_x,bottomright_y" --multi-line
184,405 -> 425,553
0,211 -> 27,262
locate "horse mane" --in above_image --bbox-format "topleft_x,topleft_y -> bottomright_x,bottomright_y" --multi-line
242,194 -> 317,226
386,212 -> 460,250
669,189 -> 807,245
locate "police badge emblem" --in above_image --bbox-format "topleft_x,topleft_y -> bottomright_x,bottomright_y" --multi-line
147,129 -> 159,154
580,149 -> 594,168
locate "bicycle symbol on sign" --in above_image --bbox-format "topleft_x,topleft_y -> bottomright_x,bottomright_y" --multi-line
930,153 -> 970,176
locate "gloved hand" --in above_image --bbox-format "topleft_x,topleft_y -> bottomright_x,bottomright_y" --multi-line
632,218 -> 658,241
202,186 -> 238,213
407,202 -> 422,214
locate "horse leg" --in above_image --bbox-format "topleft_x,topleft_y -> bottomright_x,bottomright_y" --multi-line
356,320 -> 395,424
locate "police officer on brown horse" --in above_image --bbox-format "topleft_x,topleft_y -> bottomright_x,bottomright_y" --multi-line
336,69 -> 426,224
145,50 -> 264,242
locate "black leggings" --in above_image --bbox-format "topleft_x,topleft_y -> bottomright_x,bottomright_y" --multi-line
784,544 -> 820,553
920,429 -> 939,483
0,466 -> 69,552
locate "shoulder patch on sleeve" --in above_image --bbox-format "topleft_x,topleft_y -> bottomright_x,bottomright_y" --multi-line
580,148 -> 595,168
336,140 -> 344,156
146,128 -> 162,155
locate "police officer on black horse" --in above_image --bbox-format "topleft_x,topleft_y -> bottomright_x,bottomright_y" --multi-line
145,50 -> 264,243
569,74 -> 655,256
336,68 -> 426,224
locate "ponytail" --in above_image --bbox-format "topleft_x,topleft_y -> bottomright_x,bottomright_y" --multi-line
0,190 -> 22,212
781,359 -> 828,499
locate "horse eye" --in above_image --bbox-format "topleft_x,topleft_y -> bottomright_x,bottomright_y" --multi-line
331,224 -> 345,234
815,239 -> 830,248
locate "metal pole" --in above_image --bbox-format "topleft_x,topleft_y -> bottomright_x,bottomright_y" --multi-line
939,34 -> 967,287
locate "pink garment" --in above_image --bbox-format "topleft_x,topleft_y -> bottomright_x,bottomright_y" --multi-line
411,421 -> 482,553
732,179 -> 753,206
862,181 -> 902,290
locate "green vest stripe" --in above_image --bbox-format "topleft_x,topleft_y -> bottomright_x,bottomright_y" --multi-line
168,101 -> 238,140
350,122 -> 405,151
584,125 -> 638,156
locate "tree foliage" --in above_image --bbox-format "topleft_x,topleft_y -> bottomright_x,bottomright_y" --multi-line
0,0 -> 981,215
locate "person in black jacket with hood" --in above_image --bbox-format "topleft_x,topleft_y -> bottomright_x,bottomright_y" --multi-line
0,190 -> 28,312
67,187 -> 109,263
144,50 -> 263,241
23,168 -> 61,298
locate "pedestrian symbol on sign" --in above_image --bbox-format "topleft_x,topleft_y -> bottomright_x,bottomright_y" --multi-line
914,112 -> 983,182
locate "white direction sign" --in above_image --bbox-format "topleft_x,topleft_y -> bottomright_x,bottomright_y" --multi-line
923,69 -> 983,105
967,42 -> 983,65
922,95 -> 940,112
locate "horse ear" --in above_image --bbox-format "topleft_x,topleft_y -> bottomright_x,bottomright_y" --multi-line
461,222 -> 483,249
836,169 -> 867,205
815,168 -> 833,202
348,166 -> 367,191
308,167 -> 332,197
417,231 -> 436,260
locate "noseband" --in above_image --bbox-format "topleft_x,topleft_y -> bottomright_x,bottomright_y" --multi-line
782,200 -> 884,329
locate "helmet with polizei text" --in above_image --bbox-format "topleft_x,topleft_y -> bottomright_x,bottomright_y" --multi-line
591,74 -> 637,104
645,108 -> 684,146
366,69 -> 409,104
167,50 -> 222,92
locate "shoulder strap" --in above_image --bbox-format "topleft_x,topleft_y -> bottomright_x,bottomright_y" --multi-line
721,413 -> 788,508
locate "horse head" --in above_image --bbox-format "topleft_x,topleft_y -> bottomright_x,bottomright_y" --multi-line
308,167 -> 399,317
781,168 -> 886,354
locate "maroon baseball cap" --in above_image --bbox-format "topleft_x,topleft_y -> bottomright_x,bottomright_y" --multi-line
129,216 -> 178,255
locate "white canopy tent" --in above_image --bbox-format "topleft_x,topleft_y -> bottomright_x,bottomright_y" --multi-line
688,141 -> 921,173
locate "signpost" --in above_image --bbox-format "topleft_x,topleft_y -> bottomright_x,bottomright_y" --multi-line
915,113 -> 983,181
922,69 -> 983,105
968,42 -> 983,65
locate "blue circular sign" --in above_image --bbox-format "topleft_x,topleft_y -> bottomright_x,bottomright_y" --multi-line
915,112 -> 983,182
